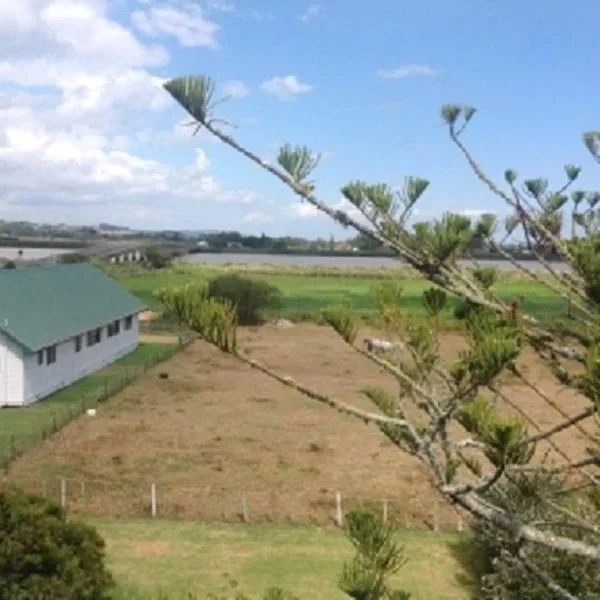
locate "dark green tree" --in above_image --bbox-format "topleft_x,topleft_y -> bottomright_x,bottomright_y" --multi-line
144,245 -> 172,269
0,486 -> 114,600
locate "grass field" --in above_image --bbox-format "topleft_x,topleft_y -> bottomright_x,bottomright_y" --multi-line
95,519 -> 473,599
111,262 -> 569,323
0,341 -> 179,464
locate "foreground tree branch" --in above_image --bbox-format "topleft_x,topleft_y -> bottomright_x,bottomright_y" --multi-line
161,75 -> 600,597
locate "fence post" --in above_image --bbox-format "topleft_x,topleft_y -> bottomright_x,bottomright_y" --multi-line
241,491 -> 249,523
151,483 -> 157,517
81,480 -> 85,502
335,491 -> 343,527
60,478 -> 66,509
432,497 -> 440,532
382,498 -> 388,524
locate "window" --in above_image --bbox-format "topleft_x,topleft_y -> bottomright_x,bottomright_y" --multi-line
86,328 -> 102,347
75,336 -> 82,352
37,351 -> 43,365
46,345 -> 57,365
124,316 -> 133,330
107,320 -> 121,338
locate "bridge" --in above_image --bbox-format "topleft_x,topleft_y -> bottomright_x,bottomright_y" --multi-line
25,240 -> 195,266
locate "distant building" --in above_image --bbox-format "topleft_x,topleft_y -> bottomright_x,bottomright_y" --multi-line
0,264 -> 145,407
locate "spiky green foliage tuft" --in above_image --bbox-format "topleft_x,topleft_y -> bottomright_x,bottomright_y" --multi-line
422,287 -> 447,316
322,305 -> 360,344
339,509 -> 411,600
277,144 -> 321,189
163,75 -> 217,125
156,284 -> 237,353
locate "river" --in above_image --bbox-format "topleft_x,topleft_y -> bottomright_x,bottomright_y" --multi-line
183,252 -> 569,272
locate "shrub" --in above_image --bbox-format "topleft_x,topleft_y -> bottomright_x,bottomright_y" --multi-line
0,486 -> 114,600
144,245 -> 173,269
3,261 -> 16,269
207,274 -> 281,325
58,252 -> 89,264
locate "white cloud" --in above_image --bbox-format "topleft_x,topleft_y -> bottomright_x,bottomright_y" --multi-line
206,0 -> 236,12
288,198 -> 361,221
221,79 -> 250,98
194,148 -> 210,170
131,3 -> 220,48
244,211 -> 273,223
290,202 -> 320,219
377,64 -> 439,79
299,4 -> 323,23
260,75 -> 313,101
0,0 -> 259,227
458,208 -> 496,218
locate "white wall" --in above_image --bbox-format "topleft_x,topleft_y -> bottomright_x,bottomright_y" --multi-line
0,333 -> 24,407
21,314 -> 140,406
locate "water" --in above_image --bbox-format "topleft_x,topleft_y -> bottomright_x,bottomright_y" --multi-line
0,247 -> 74,260
183,252 -> 569,272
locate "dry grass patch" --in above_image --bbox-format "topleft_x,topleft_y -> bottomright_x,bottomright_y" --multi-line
6,324 -> 595,528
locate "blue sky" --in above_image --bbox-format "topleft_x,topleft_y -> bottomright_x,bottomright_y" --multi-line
1,0 -> 599,238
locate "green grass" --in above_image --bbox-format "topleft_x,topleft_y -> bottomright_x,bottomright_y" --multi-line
0,342 -> 176,464
112,263 -> 569,323
91,519 -> 473,600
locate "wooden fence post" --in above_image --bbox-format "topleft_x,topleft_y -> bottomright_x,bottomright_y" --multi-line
382,498 -> 388,524
432,497 -> 440,532
335,491 -> 343,527
81,481 -> 86,502
60,478 -> 66,509
241,491 -> 249,523
151,483 -> 157,517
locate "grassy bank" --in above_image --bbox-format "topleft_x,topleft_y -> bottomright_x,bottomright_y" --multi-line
0,341 -> 181,467
94,519 -> 472,600
110,262 -> 569,323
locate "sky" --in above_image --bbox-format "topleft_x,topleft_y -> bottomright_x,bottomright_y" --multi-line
1,0 -> 599,238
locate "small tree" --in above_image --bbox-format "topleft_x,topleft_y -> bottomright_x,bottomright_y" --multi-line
58,252 -> 89,264
340,509 -> 411,600
207,274 -> 281,325
3,261 -> 16,269
0,486 -> 114,599
144,245 -> 172,269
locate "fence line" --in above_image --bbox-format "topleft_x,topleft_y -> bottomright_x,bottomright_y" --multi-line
12,475 -> 467,533
0,335 -> 194,470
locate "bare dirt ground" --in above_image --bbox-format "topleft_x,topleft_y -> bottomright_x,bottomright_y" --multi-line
6,323 -> 596,529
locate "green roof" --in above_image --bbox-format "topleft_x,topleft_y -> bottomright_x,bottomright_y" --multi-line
0,263 -> 145,354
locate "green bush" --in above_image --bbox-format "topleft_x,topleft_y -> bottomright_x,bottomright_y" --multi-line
3,261 -> 16,269
0,486 -> 114,599
58,252 -> 89,264
207,274 -> 281,325
144,245 -> 173,269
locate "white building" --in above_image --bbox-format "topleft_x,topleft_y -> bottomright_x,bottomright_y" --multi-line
0,263 -> 145,407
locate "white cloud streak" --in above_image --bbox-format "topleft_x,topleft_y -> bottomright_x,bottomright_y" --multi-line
260,75 -> 313,101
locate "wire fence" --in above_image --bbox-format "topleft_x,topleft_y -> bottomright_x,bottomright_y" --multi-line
0,335 -> 195,470
13,475 -> 468,533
